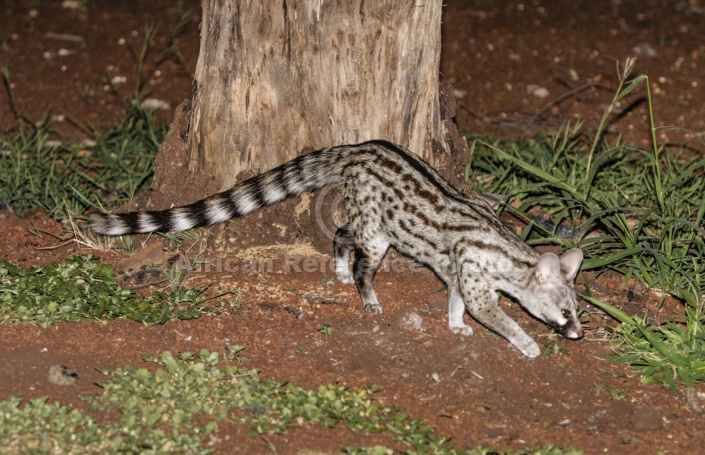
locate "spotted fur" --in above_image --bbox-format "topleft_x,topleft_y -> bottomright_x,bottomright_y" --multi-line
91,140 -> 584,357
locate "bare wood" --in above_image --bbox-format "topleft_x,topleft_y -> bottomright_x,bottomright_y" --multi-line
188,0 -> 455,189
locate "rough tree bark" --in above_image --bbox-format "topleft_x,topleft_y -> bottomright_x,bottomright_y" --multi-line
141,0 -> 466,249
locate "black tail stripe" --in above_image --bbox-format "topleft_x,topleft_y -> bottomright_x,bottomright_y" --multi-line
286,154 -> 306,194
249,175 -> 268,210
147,210 -> 174,231
123,213 -> 142,233
188,199 -> 212,228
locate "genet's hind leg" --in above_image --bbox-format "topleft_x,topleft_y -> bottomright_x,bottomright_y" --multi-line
447,280 -> 473,336
333,224 -> 354,284
353,236 -> 390,314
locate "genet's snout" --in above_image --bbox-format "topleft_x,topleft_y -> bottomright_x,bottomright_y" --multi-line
564,325 -> 583,339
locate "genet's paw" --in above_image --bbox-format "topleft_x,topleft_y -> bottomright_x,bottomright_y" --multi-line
450,325 -> 473,336
336,271 -> 354,284
518,340 -> 541,359
363,303 -> 383,314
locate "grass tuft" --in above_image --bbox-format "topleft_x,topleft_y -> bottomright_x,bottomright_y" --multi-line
469,60 -> 705,389
0,104 -> 165,219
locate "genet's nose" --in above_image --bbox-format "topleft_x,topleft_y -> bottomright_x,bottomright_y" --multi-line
563,324 -> 583,339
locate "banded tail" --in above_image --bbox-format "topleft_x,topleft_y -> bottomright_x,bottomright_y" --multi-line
90,146 -> 347,236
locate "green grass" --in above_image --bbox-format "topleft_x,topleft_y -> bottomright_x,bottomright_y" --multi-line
469,58 -> 705,390
0,103 -> 165,218
1,13 -> 189,221
0,53 -> 701,453
0,346 -> 581,454
0,255 -> 238,326
0,28 -> 590,454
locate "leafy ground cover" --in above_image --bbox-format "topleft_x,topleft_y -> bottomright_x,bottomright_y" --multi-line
1,67 -> 703,451
1,345 -> 583,454
2,1 -> 705,453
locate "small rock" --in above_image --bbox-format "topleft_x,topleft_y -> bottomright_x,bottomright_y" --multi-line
390,308 -> 424,332
115,242 -> 172,279
61,0 -> 84,10
633,42 -> 658,57
284,306 -> 304,319
684,387 -> 704,414
119,268 -> 164,289
140,98 -> 171,111
306,292 -> 347,306
48,364 -> 79,386
630,407 -> 664,431
306,292 -> 334,304
526,84 -> 550,98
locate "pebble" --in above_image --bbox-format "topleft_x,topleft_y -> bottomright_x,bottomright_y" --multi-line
630,407 -> 664,431
306,292 -> 335,305
61,0 -> 84,10
526,84 -> 550,98
390,308 -> 424,332
140,98 -> 171,111
633,42 -> 658,57
48,364 -> 79,386
284,306 -> 304,319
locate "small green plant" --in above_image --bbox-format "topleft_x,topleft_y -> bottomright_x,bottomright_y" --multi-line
160,233 -> 208,290
317,323 -> 333,336
0,255 -> 238,326
587,296 -> 705,390
542,342 -> 569,356
593,383 -> 627,400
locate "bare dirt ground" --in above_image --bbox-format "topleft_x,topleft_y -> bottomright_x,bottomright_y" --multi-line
1,0 -> 705,453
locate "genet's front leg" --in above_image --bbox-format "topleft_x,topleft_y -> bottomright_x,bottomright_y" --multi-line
459,273 -> 541,358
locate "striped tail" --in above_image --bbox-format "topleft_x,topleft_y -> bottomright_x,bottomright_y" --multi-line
90,147 -> 343,236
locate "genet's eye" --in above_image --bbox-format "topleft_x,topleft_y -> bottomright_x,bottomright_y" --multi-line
561,309 -> 571,319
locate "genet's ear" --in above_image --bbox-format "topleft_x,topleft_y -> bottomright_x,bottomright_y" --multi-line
560,248 -> 583,282
535,252 -> 562,288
